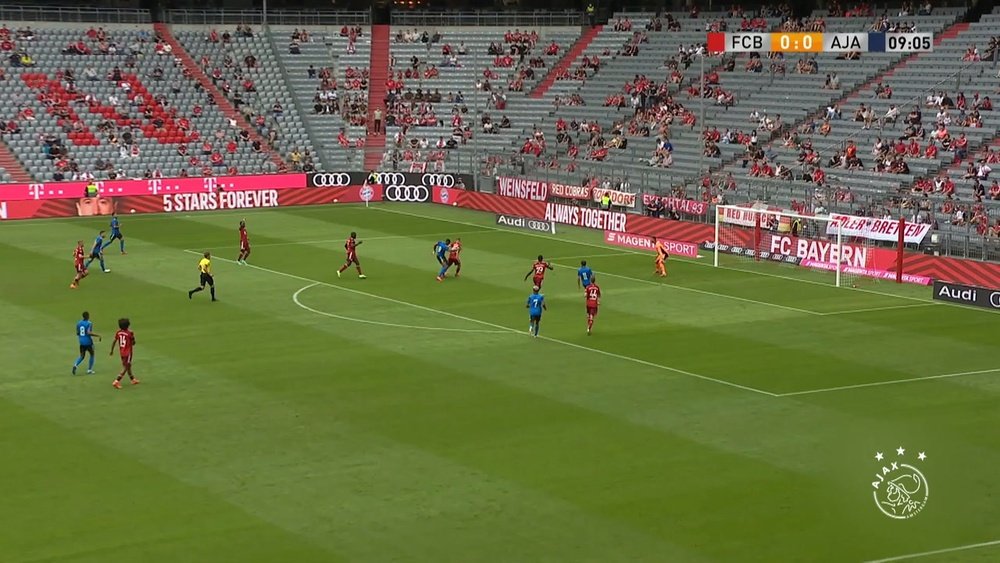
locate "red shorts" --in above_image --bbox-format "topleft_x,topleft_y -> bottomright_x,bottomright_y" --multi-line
120,353 -> 132,366
75,264 -> 86,274
532,275 -> 544,287
448,257 -> 461,265
345,253 -> 359,265
587,305 -> 598,316
240,241 -> 250,252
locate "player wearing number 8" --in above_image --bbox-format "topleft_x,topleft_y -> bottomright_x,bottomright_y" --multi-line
110,318 -> 139,389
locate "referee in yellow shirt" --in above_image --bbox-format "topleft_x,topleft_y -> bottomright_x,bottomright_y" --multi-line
188,252 -> 217,301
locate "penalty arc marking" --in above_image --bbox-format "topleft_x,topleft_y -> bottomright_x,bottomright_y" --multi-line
293,283 -> 511,334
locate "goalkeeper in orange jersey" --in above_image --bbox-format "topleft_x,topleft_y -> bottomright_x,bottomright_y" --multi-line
652,237 -> 668,277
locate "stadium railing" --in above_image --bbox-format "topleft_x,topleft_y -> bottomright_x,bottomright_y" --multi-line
165,10 -> 371,27
0,4 -> 150,23
390,10 -> 584,28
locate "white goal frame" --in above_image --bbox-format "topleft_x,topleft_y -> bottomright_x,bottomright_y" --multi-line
713,205 -> 846,288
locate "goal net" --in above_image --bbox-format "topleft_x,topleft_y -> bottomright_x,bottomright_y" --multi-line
711,205 -> 896,288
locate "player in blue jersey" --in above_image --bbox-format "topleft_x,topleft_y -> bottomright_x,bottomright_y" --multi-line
433,238 -> 451,266
84,230 -> 111,273
526,286 -> 546,338
72,311 -> 102,375
102,213 -> 126,254
577,260 -> 594,289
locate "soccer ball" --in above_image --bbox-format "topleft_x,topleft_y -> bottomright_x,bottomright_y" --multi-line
452,202 -> 457,206
333,198 -> 339,203
130,209 -> 136,214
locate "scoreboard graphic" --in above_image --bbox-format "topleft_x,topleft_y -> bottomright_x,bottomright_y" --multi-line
706,32 -> 933,53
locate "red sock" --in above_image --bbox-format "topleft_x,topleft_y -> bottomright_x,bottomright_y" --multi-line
587,315 -> 594,330
338,265 -> 347,273
356,266 -> 363,275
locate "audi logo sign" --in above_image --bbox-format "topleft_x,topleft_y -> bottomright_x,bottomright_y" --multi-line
933,280 -> 1000,311
421,173 -> 455,187
384,185 -> 431,203
495,213 -> 555,234
309,173 -> 351,187
373,172 -> 406,185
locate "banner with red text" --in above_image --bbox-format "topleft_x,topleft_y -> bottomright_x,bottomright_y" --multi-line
641,194 -> 709,216
549,182 -> 592,201
0,185 -> 378,220
603,230 -> 700,257
827,213 -> 932,244
591,188 -> 637,209
496,176 -> 549,201
0,173 -> 308,202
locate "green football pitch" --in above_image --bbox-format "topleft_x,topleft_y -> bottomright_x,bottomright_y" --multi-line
2,202 -> 999,563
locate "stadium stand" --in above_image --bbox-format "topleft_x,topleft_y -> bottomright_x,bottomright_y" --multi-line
384,25 -> 582,171
170,24 -> 309,172
0,23 -> 282,181
269,24 -> 371,172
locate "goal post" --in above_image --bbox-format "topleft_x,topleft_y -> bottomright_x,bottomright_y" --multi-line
712,205 -> 858,287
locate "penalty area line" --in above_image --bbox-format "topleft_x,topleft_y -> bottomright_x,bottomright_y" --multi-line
188,250 -> 778,398
863,538 -> 1000,563
777,367 -> 1000,397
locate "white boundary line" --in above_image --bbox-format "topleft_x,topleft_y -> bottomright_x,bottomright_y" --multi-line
293,283 -> 510,334
208,229 -> 491,249
776,367 -> 1000,397
187,250 -> 778,397
817,303 -> 940,316
373,206 -> 941,307
863,539 -> 1000,562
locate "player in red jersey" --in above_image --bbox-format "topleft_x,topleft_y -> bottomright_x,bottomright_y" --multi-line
70,240 -> 88,289
523,254 -> 553,288
337,231 -> 366,279
436,238 -> 462,281
584,274 -> 601,335
237,219 -> 251,265
110,318 -> 139,388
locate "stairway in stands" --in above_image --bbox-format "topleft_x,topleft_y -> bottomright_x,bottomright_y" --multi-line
153,23 -> 286,170
529,25 -> 602,99
364,24 -> 390,171
0,141 -> 34,182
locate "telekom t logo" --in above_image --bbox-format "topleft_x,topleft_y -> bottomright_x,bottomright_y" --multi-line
147,179 -> 162,195
29,183 -> 45,199
203,177 -> 218,192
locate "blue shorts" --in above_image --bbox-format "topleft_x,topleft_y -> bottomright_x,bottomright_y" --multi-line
529,312 -> 542,322
110,230 -> 123,239
436,253 -> 446,263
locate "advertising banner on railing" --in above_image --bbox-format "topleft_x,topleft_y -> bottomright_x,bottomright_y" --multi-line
827,213 -> 932,244
591,188 -> 636,209
641,194 -> 709,216
0,173 -> 308,202
0,186 -> 380,220
495,176 -> 549,201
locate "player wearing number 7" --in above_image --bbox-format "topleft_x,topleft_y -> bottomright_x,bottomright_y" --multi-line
110,318 -> 139,389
